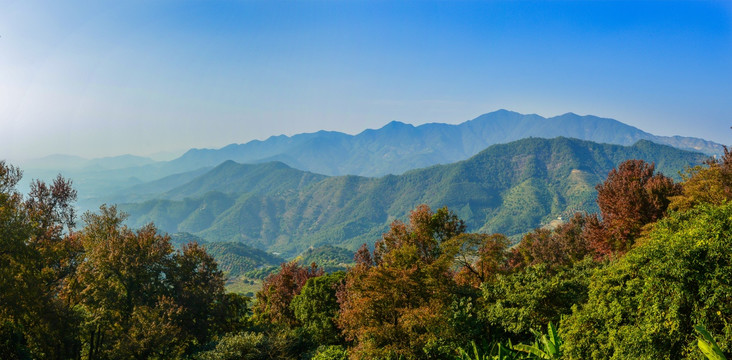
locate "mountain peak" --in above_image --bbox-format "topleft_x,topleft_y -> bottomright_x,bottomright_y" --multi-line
560,112 -> 581,117
381,120 -> 413,129
490,109 -> 522,116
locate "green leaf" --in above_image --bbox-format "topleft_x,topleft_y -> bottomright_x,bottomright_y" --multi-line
695,325 -> 727,360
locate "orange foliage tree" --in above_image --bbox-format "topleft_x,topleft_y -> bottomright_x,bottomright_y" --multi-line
584,159 -> 681,255
337,205 -> 470,359
255,261 -> 324,328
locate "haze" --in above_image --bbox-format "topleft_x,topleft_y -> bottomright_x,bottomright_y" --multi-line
1,0 -> 731,162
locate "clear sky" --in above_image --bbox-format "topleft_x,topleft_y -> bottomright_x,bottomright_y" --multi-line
1,0 -> 731,161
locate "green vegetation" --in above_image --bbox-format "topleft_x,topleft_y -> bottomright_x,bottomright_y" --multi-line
560,203 -> 732,359
3,144 -> 731,359
295,245 -> 355,273
202,241 -> 284,279
121,137 -> 706,257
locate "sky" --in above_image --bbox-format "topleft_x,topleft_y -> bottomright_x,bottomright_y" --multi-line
1,0 -> 731,162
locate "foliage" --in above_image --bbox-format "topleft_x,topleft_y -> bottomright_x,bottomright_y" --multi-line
311,345 -> 349,360
512,322 -> 562,359
508,213 -> 594,270
561,203 -> 732,359
203,241 -> 284,279
297,245 -> 355,273
291,271 -> 346,345
456,341 -> 521,360
255,261 -> 324,328
696,325 -> 728,360
670,146 -> 732,211
1,162 -> 238,359
243,265 -> 280,280
0,161 -> 81,359
62,205 -> 235,358
446,233 -> 510,286
337,205 -> 469,359
584,159 -> 681,255
5,144 -> 732,360
481,259 -> 599,342
194,331 -> 265,360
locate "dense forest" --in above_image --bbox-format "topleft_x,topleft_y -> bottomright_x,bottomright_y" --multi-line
2,149 -> 732,359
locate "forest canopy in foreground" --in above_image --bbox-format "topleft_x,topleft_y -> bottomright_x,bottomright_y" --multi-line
1,150 -> 732,359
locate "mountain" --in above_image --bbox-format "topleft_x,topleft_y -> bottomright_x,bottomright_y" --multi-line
164,110 -> 722,177
119,137 -> 707,257
20,110 -> 720,214
159,160 -> 327,200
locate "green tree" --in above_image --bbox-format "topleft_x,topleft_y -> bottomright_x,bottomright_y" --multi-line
561,203 -> 732,359
169,242 -> 226,347
481,259 -> 599,342
291,271 -> 346,345
194,332 -> 265,360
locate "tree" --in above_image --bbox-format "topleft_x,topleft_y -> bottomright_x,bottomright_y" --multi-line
291,271 -> 346,345
1,163 -> 235,359
481,259 -> 599,343
337,205 -> 468,359
0,162 -> 82,359
68,206 -> 184,358
508,213 -> 594,269
670,147 -> 732,211
169,242 -> 226,347
585,160 -> 680,255
255,261 -> 323,328
445,233 -> 509,287
68,205 -> 230,358
561,203 -> 732,359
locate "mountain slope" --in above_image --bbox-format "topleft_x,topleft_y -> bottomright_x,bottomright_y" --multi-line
166,110 -> 721,177
25,110 -> 720,213
120,137 -> 707,257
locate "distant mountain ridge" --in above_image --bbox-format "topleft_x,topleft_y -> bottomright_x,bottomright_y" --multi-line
168,110 -> 722,177
19,110 -> 721,213
24,154 -> 156,171
120,137 -> 708,257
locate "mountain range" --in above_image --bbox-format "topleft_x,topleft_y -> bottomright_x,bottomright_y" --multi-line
119,137 -> 707,257
162,109 -> 722,177
18,110 -> 722,213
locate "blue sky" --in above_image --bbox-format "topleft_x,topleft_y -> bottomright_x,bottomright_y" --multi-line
1,0 -> 731,161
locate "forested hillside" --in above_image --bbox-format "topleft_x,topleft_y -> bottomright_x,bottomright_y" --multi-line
3,152 -> 731,359
121,137 -> 707,256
